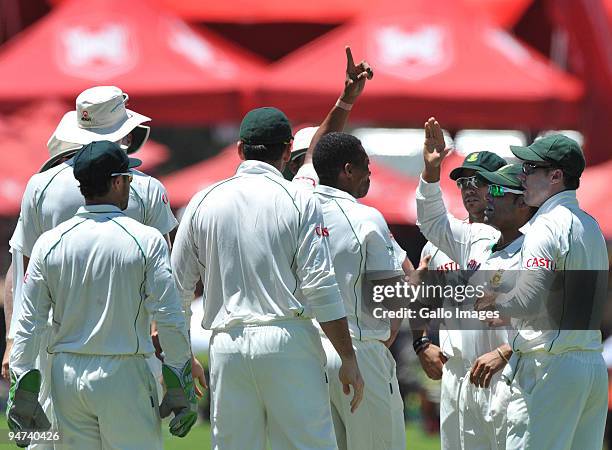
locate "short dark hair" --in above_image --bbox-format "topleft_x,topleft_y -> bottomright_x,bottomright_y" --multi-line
313,132 -> 366,186
548,167 -> 580,190
563,173 -> 580,190
79,177 -> 112,199
241,142 -> 288,163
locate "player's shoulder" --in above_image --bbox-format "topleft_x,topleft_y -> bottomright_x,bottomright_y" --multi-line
112,214 -> 166,246
33,215 -> 83,253
25,162 -> 73,192
469,222 -> 500,243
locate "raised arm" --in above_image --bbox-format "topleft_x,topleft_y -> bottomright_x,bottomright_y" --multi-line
303,47 -> 373,165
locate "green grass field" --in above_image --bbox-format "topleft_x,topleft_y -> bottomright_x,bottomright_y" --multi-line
0,417 -> 440,449
161,421 -> 440,450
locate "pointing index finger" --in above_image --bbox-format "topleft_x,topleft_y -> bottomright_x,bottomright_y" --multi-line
345,46 -> 355,70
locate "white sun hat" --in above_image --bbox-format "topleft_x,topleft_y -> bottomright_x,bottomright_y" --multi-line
50,86 -> 150,162
41,134 -> 83,172
291,126 -> 318,161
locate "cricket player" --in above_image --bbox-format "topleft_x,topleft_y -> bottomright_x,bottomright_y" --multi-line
417,118 -> 540,449
8,141 -> 195,449
2,86 -> 206,447
172,107 -> 364,450
311,131 -> 407,449
414,143 -> 506,450
475,134 -> 609,449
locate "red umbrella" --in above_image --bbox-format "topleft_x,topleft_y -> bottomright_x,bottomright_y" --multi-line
0,0 -> 265,124
0,101 -> 169,217
577,159 -> 612,240
255,0 -> 582,129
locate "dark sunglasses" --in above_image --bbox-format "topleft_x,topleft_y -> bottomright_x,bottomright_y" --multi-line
521,162 -> 555,175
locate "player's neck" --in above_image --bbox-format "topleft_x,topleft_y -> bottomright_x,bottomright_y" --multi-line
468,212 -> 485,224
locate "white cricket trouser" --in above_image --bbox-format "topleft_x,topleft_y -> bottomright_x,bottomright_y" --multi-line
209,320 -> 337,450
322,337 -> 405,450
440,356 -> 466,450
459,373 -> 510,449
505,350 -> 607,450
50,353 -> 162,450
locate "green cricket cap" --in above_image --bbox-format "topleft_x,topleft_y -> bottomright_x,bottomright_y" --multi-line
239,107 -> 293,145
510,134 -> 585,177
73,140 -> 141,183
476,164 -> 523,189
449,151 -> 507,180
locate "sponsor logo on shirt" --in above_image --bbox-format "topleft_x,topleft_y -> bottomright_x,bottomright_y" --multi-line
467,259 -> 481,271
436,261 -> 460,272
315,226 -> 329,237
525,257 -> 555,270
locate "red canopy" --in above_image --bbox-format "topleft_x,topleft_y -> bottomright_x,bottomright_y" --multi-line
0,101 -> 169,217
160,145 -> 419,224
0,0 -> 265,124
255,0 -> 582,129
47,0 -> 531,27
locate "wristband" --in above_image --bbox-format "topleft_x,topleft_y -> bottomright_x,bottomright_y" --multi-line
413,336 -> 431,355
335,99 -> 353,111
496,347 -> 510,364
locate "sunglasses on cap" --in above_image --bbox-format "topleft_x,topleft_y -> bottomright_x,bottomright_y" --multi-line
111,172 -> 133,182
455,176 -> 484,190
521,162 -> 556,175
488,184 -> 523,197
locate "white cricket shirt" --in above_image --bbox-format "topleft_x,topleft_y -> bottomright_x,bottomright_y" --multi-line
314,184 -> 405,341
292,162 -> 319,190
416,178 -> 517,362
10,205 -> 191,377
171,160 -> 346,330
496,190 -> 608,354
7,158 -> 178,339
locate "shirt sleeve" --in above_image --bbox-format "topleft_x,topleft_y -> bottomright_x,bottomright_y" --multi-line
145,233 -> 192,370
144,177 -> 179,235
496,219 -> 559,318
15,177 -> 43,257
364,209 -> 405,281
295,194 -> 346,323
170,199 -> 202,324
292,163 -> 319,190
416,176 -> 480,267
9,239 -> 51,377
7,248 -> 25,340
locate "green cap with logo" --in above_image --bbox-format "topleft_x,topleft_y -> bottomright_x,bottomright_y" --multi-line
476,164 -> 523,190
239,107 -> 293,145
510,134 -> 585,177
449,151 -> 507,180
73,140 -> 141,183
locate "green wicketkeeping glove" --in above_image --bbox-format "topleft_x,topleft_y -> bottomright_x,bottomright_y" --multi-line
6,370 -> 51,448
159,360 -> 198,437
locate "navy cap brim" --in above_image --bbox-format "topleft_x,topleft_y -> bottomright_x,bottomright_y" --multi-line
128,157 -> 142,169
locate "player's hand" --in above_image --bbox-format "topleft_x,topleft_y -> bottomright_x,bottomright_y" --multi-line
7,370 -> 51,447
159,361 -> 198,438
338,356 -> 364,413
474,290 -> 497,312
470,348 -> 508,388
191,355 -> 208,398
341,46 -> 373,103
2,339 -> 13,380
423,117 -> 450,169
151,331 -> 164,361
417,344 -> 447,380
406,255 -> 431,286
